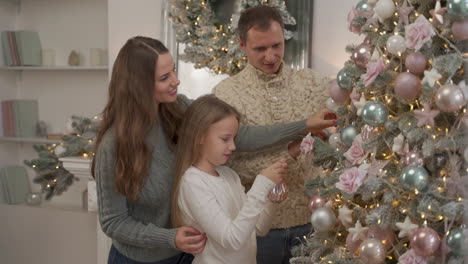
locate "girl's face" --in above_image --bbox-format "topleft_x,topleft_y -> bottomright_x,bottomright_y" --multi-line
154,52 -> 180,103
197,114 -> 239,172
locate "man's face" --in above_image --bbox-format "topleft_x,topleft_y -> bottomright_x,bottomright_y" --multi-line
240,21 -> 285,74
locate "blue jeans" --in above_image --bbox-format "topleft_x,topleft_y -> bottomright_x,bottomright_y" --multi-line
108,245 -> 194,264
256,223 -> 312,264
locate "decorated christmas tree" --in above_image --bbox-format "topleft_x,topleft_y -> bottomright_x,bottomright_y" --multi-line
292,0 -> 468,263
24,116 -> 99,200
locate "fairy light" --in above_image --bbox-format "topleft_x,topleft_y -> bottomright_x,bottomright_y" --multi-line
438,215 -> 444,220
82,153 -> 89,158
55,166 -> 59,169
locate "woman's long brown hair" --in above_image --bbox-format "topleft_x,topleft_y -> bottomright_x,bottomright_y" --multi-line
91,36 -> 183,200
171,95 -> 240,227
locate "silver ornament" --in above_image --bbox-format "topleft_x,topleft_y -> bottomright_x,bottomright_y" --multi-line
362,101 -> 389,127
310,207 -> 336,232
359,238 -> 386,263
400,165 -> 430,191
447,228 -> 466,256
326,98 -> 339,113
435,84 -> 466,112
340,125 -> 359,146
448,0 -> 468,19
337,69 -> 353,91
356,0 -> 369,11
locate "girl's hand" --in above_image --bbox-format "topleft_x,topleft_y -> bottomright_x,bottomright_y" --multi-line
175,226 -> 207,254
260,158 -> 288,184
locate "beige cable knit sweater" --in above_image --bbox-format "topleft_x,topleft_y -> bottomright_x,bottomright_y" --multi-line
213,63 -> 329,228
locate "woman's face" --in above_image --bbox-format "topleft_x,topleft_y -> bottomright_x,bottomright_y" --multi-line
154,52 -> 180,103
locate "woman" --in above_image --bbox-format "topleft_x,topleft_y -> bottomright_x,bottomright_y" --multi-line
92,36 -> 336,264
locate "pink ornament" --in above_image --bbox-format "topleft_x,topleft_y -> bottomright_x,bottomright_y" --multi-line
329,79 -> 351,104
351,44 -> 373,68
308,194 -> 327,213
359,238 -> 386,263
410,228 -> 441,257
394,72 -> 422,101
405,52 -> 427,74
366,226 -> 396,250
452,19 -> 468,41
403,151 -> 425,166
346,233 -> 362,255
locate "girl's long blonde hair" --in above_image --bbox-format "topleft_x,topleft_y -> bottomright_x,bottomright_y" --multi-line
171,95 -> 240,227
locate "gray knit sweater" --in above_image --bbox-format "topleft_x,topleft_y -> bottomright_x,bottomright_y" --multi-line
94,94 -> 306,262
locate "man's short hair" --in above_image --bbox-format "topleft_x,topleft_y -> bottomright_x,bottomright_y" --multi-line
237,5 -> 285,42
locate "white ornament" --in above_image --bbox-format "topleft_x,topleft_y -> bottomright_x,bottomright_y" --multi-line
354,96 -> 367,116
326,97 -> 339,113
422,68 -> 442,88
392,134 -> 405,153
374,0 -> 396,22
54,145 -> 67,157
434,1 -> 444,24
386,35 -> 406,55
396,216 -> 419,238
338,205 -> 353,227
348,220 -> 369,241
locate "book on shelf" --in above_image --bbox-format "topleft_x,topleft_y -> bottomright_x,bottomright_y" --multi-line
0,166 -> 31,205
15,31 -> 42,66
1,30 -> 42,66
0,31 -> 5,66
0,102 -> 3,137
1,99 -> 39,137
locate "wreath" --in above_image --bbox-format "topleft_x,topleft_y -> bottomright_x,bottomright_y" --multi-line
170,0 -> 296,75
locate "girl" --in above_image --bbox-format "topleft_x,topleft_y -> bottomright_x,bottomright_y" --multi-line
92,36 -> 335,264
172,95 -> 288,264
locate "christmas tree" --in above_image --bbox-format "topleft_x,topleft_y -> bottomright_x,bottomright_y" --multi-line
292,0 -> 468,263
24,116 -> 99,200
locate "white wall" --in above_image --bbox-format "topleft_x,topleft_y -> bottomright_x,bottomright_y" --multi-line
311,0 -> 362,77
108,0 -> 163,67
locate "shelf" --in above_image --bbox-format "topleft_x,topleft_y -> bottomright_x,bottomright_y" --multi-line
0,66 -> 108,71
0,136 -> 60,144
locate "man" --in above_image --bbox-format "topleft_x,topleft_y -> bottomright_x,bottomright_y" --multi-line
213,5 -> 330,264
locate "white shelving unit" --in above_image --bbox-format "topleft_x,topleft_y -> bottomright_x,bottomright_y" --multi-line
0,66 -> 108,71
0,1 -> 108,263
0,136 -> 60,144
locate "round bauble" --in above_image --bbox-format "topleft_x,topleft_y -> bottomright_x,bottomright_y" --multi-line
447,0 -> 468,19
405,52 -> 427,74
403,151 -> 425,167
337,69 -> 354,91
362,101 -> 389,127
400,165 -> 430,191
386,35 -> 406,55
352,44 -> 373,68
435,84 -> 466,112
311,207 -> 336,232
359,238 -> 386,263
447,228 -> 466,256
452,18 -> 468,40
329,79 -> 351,104
410,228 -> 441,257
308,194 -> 327,213
394,72 -> 422,101
340,125 -> 359,146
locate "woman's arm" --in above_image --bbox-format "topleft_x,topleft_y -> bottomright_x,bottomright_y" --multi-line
179,169 -> 275,251
95,140 -> 177,249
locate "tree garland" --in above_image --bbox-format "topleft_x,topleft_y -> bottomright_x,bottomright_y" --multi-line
170,0 -> 296,75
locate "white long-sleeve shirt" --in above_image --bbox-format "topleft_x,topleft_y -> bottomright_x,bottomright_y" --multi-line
178,166 -> 277,264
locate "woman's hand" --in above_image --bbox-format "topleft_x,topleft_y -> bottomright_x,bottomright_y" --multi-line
303,109 -> 337,135
175,226 -> 207,254
260,158 -> 288,184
